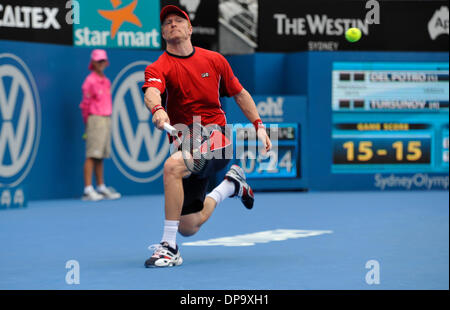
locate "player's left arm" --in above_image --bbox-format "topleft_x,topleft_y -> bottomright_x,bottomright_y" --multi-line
234,89 -> 272,152
217,52 -> 271,152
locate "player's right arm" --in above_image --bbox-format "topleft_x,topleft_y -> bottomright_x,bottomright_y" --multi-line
144,87 -> 169,130
142,63 -> 169,130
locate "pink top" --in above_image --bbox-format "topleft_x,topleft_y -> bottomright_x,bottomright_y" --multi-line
80,72 -> 112,123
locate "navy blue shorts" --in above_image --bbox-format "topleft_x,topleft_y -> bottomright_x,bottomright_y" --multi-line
174,125 -> 232,216
181,157 -> 230,216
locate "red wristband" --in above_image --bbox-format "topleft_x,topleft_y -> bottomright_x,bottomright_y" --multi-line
253,119 -> 265,131
151,104 -> 165,115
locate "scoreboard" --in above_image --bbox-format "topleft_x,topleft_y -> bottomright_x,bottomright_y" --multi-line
332,62 -> 449,174
234,123 -> 299,179
220,95 -> 307,191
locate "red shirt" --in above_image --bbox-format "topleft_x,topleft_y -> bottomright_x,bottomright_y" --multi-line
142,47 -> 243,127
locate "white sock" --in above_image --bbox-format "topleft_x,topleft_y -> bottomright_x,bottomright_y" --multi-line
206,179 -> 236,206
161,220 -> 179,249
84,185 -> 94,194
97,184 -> 107,192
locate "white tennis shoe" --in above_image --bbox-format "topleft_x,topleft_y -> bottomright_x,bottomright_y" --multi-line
145,242 -> 183,268
97,186 -> 121,200
225,165 -> 255,209
82,190 -> 103,201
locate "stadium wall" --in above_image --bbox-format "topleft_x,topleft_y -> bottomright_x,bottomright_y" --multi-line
0,40 -> 448,205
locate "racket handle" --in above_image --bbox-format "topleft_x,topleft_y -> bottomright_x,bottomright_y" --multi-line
163,123 -> 183,146
163,123 -> 177,136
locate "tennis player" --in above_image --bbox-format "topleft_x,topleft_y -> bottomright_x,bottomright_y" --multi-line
142,5 -> 271,267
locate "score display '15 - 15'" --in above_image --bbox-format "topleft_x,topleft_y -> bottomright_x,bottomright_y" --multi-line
333,138 -> 431,164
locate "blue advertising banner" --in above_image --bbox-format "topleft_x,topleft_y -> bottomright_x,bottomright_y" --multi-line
0,40 -> 169,200
1,39 -> 448,203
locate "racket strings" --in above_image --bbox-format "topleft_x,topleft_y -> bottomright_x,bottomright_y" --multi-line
180,124 -> 210,174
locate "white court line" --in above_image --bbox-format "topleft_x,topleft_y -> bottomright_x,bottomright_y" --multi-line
182,229 -> 333,247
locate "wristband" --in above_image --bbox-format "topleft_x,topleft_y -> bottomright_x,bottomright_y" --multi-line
252,119 -> 265,131
151,104 -> 165,115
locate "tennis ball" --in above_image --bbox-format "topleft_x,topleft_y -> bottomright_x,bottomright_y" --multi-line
345,28 -> 362,43
82,133 -> 87,140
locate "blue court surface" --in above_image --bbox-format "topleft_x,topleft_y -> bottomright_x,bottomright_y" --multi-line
0,191 -> 448,290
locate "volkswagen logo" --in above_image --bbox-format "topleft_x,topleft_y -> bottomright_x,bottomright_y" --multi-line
111,61 -> 170,183
0,54 -> 41,187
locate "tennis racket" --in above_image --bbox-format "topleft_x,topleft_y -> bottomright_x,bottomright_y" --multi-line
163,123 -> 210,174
